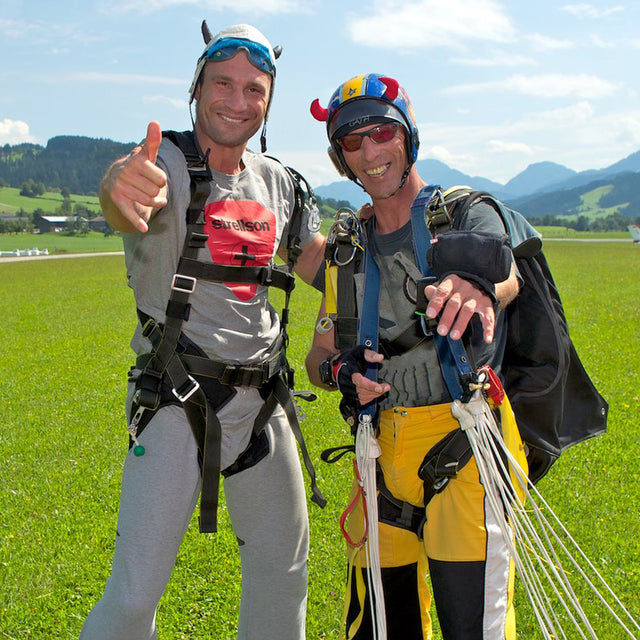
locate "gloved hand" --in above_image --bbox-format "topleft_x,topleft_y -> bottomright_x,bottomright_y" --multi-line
333,344 -> 369,406
329,345 -> 390,431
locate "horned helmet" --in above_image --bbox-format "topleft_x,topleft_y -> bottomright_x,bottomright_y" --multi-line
189,22 -> 282,152
311,73 -> 419,185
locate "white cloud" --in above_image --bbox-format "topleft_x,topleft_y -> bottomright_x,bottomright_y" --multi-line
0,119 -> 37,145
488,140 -> 535,155
101,0 -> 312,15
562,4 -> 624,19
526,33 -> 573,50
143,95 -> 189,110
0,18 -> 103,45
46,72 -> 185,86
348,0 -> 515,49
273,150 -> 341,188
442,73 -> 620,99
452,53 -> 536,68
421,144 -> 478,171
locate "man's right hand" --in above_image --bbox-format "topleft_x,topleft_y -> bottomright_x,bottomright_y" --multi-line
100,121 -> 168,233
334,345 -> 390,406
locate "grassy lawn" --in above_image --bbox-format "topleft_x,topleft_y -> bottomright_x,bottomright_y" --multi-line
0,186 -> 101,216
0,231 -> 123,254
0,242 -> 638,638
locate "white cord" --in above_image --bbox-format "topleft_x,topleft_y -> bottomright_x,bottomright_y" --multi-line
355,414 -> 387,640
452,393 -> 640,640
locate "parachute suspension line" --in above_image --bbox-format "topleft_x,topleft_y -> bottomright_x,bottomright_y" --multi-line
354,413 -> 387,640
451,393 -> 640,640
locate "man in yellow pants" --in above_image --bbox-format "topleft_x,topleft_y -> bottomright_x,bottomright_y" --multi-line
306,73 -> 522,639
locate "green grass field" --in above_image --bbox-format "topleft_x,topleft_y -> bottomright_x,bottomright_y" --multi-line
0,242 -> 638,639
0,231 -> 124,255
0,186 -> 101,216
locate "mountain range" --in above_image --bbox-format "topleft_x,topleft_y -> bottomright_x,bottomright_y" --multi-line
1,136 -> 639,220
315,150 -> 640,219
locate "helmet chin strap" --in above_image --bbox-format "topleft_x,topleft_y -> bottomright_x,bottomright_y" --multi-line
360,163 -> 412,200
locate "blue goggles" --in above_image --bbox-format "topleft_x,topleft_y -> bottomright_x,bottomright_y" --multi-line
205,37 -> 275,76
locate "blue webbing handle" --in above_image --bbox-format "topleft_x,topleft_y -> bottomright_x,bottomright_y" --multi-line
410,185 -> 473,400
357,248 -> 382,420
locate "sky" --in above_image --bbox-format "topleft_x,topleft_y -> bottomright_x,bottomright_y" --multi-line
1,0 -> 639,188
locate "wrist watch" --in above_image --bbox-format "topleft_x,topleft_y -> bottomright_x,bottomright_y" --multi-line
319,356 -> 337,388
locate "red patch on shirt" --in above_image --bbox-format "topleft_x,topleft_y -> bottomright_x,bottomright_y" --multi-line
204,200 -> 277,301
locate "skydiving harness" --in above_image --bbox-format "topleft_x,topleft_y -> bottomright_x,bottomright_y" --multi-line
127,129 -> 325,533
323,182 -> 609,538
321,186 -> 486,539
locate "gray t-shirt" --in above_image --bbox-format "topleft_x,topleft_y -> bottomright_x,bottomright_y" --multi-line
366,202 -> 509,410
123,136 -> 320,364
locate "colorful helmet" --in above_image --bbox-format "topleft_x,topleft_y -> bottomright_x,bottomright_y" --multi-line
188,22 -> 282,151
310,73 -> 419,181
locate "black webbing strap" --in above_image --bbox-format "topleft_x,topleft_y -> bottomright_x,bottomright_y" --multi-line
333,238 -> 361,351
377,316 -> 433,359
177,257 -> 296,293
183,398 -> 223,533
417,428 -> 474,507
377,470 -> 426,536
271,374 -> 327,508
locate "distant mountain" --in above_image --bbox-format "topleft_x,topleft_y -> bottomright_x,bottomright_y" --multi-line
315,158 -> 505,208
531,150 -> 640,195
507,171 -> 640,219
501,161 -> 577,197
314,149 -> 640,216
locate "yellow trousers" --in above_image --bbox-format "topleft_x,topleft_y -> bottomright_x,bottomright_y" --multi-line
343,400 -> 524,640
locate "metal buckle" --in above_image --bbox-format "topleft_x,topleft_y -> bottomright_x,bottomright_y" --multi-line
172,375 -> 200,402
433,476 -> 449,493
171,274 -> 197,294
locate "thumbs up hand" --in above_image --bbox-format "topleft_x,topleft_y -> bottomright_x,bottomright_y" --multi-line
99,121 -> 168,233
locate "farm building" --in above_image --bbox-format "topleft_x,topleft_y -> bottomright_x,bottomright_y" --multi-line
34,215 -> 73,233
33,214 -> 109,233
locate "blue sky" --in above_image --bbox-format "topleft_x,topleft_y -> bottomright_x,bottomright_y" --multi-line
1,1 -> 639,188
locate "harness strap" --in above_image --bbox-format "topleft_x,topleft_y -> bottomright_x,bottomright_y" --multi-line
271,374 -> 327,508
410,185 -> 475,401
335,241 -> 361,351
131,130 -> 324,532
185,399 -> 223,533
376,470 -> 426,536
177,256 -> 296,293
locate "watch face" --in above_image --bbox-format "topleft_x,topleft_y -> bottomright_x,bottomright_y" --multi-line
320,358 -> 334,386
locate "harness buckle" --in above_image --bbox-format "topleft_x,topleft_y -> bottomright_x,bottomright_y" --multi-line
418,314 -> 437,337
171,273 -> 197,294
433,476 -> 450,493
128,405 -> 146,436
257,264 -> 274,286
172,374 -> 200,402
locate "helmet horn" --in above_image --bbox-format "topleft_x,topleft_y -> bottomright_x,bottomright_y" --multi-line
379,76 -> 399,100
310,99 -> 329,122
201,20 -> 213,44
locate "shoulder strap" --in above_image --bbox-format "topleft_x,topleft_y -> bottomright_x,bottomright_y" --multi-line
410,185 -> 475,401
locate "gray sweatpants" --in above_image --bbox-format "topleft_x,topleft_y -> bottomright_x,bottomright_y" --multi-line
80,386 -> 309,640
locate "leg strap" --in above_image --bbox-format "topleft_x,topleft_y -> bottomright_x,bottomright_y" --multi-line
270,374 -> 327,508
377,470 -> 426,536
